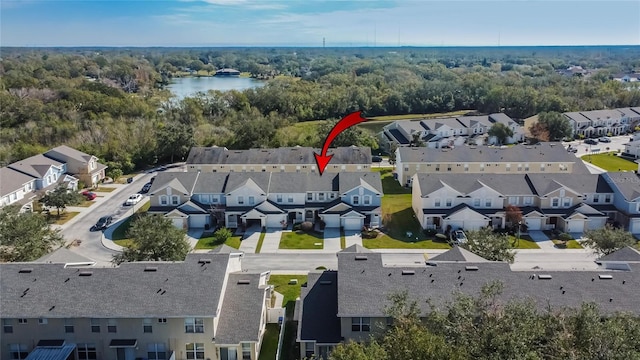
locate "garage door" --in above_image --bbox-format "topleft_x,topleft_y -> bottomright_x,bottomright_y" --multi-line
447,220 -> 464,231
189,215 -> 209,229
587,218 -> 606,230
630,219 -> 640,234
171,217 -> 185,229
266,215 -> 285,228
323,215 -> 340,228
565,220 -> 584,233
463,220 -> 487,231
525,218 -> 542,230
343,218 -> 362,231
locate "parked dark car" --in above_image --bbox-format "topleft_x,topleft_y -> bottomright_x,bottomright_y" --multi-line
149,176 -> 156,184
93,216 -> 113,231
584,139 -> 598,145
126,177 -> 134,184
140,182 -> 152,194
372,156 -> 383,163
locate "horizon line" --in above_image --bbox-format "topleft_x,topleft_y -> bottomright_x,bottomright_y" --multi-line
2,44 -> 639,49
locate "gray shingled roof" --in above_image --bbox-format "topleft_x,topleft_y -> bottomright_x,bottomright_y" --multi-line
269,172 -> 316,193
35,247 -> 96,266
148,172 -> 200,195
45,145 -> 94,163
215,273 -> 267,344
0,254 -> 230,318
563,112 -> 592,124
604,172 -> 640,201
8,154 -> 64,178
526,173 -> 613,196
336,252 -> 640,317
338,172 -> 382,194
298,271 -> 342,343
0,166 -> 35,197
598,246 -> 640,263
192,172 -> 228,194
429,246 -> 490,262
398,143 -> 587,174
415,173 -> 534,196
187,146 -> 371,165
226,172 -> 272,193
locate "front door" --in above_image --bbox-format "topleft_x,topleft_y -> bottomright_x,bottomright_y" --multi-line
116,348 -> 135,360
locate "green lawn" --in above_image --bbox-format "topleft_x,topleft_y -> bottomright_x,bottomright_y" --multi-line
255,232 -> 266,253
364,169 -> 451,249
195,235 -> 242,249
75,200 -> 96,207
94,186 -> 117,192
110,202 -> 151,241
269,275 -> 307,360
552,239 -> 584,249
48,211 -> 80,225
258,324 -> 280,360
368,110 -> 472,122
114,239 -> 135,248
582,152 -> 637,171
340,230 -> 346,249
279,231 -> 324,249
508,235 -> 541,249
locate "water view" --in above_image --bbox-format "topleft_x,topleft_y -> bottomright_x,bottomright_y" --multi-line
167,76 -> 265,99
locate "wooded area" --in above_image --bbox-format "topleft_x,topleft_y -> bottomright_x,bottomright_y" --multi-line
1,47 -> 639,175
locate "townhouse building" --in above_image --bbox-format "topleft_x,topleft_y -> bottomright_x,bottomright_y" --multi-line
395,142 -> 589,187
0,146 -> 106,212
563,107 -> 640,138
379,113 -> 524,151
148,171 -> 383,232
185,146 -> 372,173
411,173 -> 613,233
297,245 -> 640,359
1,251 -> 272,360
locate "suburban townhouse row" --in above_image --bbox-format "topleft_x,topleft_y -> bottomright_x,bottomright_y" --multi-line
0,145 -> 107,212
296,245 -> 640,359
0,249 -> 276,360
394,142 -> 588,187
378,112 -> 526,151
563,107 -> 640,138
148,170 -> 383,232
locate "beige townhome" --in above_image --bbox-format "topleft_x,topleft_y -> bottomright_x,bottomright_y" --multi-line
395,142 -> 589,186
563,107 -> 640,138
411,172 -> 613,233
45,145 -> 107,187
297,246 -> 640,360
185,146 -> 372,173
1,251 -> 273,360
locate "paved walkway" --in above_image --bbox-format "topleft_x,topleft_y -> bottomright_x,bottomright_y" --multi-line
239,228 -> 262,254
323,229 -> 342,252
186,228 -> 204,249
261,228 -> 284,253
343,230 -> 363,247
528,231 -> 557,251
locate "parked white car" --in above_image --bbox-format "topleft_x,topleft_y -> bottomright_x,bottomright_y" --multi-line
125,193 -> 143,206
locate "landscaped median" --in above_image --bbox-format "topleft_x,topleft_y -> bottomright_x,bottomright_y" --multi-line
279,231 -> 324,249
582,152 -> 637,172
111,201 -> 151,247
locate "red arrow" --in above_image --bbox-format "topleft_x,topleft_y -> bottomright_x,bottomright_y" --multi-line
314,111 -> 369,175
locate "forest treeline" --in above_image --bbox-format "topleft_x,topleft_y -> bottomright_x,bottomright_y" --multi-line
1,47 -> 639,176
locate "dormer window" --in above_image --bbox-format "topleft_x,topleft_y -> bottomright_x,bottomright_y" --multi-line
90,160 -> 96,170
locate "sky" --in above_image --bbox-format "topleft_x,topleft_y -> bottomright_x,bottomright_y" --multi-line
1,0 -> 639,47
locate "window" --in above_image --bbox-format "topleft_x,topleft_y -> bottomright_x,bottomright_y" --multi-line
593,194 -> 599,203
211,195 -> 219,204
38,318 -> 47,325
485,199 -> 492,207
353,196 -> 359,205
3,319 -> 13,333
517,164 -> 522,171
563,198 -> 571,207
445,198 -> 452,207
241,343 -> 251,360
605,194 -> 612,203
10,192 -> 17,201
90,318 -> 100,333
185,318 -> 204,333
304,343 -> 314,358
434,199 -> 441,207
276,194 -> 283,203
238,196 -> 244,205
552,198 -> 560,207
77,344 -> 97,360
148,344 -> 167,360
52,173 -> 58,181
447,166 -> 452,172
508,197 -> 518,205
143,318 -> 152,333
525,164 -> 530,171
107,319 -> 117,333
9,344 -> 28,360
386,317 -> 394,327
524,197 -> 533,205
506,164 -> 511,172
363,196 -> 371,205
435,165 -> 440,171
64,319 -> 74,333
318,193 -> 325,201
160,196 -> 168,205
171,196 -> 180,205
248,196 -> 255,205
287,196 -> 294,203
351,317 -> 371,332
17,318 -> 27,324
158,318 -> 167,324
186,343 -> 205,360
329,193 -> 335,199
307,193 -> 313,201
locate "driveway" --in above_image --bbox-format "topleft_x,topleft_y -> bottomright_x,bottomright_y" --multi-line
323,228 -> 342,252
260,228 -> 284,253
343,230 -> 363,248
528,231 -> 557,251
239,225 -> 262,254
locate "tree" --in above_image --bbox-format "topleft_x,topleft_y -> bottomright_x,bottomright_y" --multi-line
112,215 -> 190,264
387,144 -> 398,165
214,227 -> 233,244
156,122 -> 195,163
504,205 -> 523,231
461,227 -> 515,263
0,205 -> 64,261
488,122 -> 514,145
409,133 -> 424,147
529,121 -> 550,142
40,184 -> 82,215
582,225 -> 637,256
316,119 -> 378,149
538,111 -> 572,141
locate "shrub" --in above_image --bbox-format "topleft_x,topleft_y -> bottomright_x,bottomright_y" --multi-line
362,230 -> 378,239
315,266 -> 327,270
435,233 -> 447,241
214,227 -> 233,243
300,221 -> 313,232
292,222 -> 302,231
558,232 -> 573,241
423,228 -> 437,237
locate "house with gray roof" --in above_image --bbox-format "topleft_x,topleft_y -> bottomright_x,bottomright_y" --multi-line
0,253 -> 273,360
297,246 -> 640,359
45,145 -> 107,187
603,171 -> 640,233
148,171 -> 383,231
411,172 -> 614,233
186,146 -> 372,174
379,113 -> 524,151
396,142 -> 589,186
563,107 -> 640,138
0,167 -> 37,211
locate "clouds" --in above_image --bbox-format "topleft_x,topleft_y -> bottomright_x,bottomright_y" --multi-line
1,0 -> 638,46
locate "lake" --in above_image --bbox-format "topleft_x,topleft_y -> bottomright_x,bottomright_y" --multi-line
167,76 -> 265,99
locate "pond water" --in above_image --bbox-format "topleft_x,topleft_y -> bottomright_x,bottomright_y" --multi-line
167,76 -> 265,99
